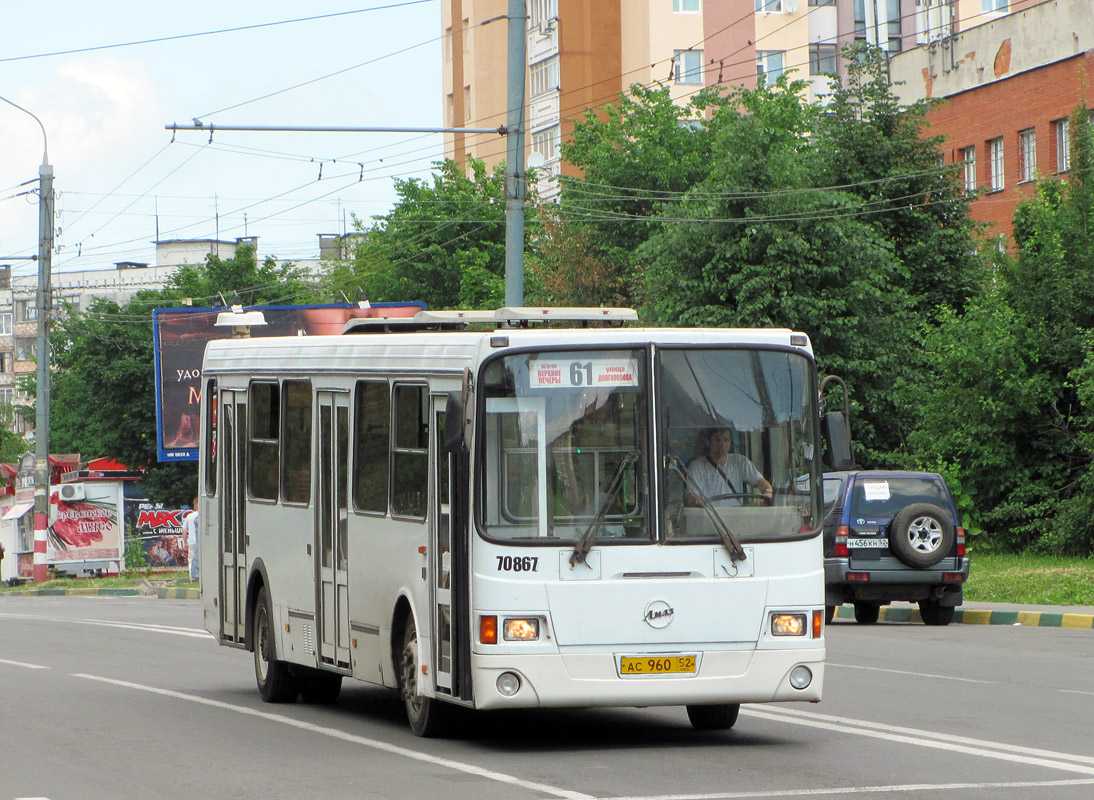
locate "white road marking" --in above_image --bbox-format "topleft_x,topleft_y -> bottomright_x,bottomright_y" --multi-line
0,658 -> 49,669
827,662 -> 994,684
72,673 -> 595,800
0,612 -> 210,638
743,706 -> 1094,774
610,779 -> 1094,799
1060,689 -> 1094,697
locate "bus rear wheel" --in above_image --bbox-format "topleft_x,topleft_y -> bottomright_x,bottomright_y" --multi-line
253,586 -> 299,703
686,703 -> 740,731
400,617 -> 447,737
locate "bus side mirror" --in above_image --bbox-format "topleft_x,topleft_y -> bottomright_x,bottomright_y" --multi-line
825,411 -> 854,471
445,391 -> 467,454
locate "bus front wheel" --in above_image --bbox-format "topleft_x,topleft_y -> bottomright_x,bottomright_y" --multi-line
400,617 -> 447,737
253,586 -> 299,703
686,703 -> 740,731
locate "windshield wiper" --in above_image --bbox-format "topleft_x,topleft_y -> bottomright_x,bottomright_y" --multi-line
665,455 -> 747,563
570,451 -> 639,567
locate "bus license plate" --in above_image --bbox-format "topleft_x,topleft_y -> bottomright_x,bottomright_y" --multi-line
849,538 -> 888,548
619,655 -> 697,675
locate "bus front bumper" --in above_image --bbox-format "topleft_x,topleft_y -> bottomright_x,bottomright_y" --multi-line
469,647 -> 824,710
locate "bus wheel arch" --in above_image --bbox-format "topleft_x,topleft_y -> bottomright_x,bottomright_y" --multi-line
391,596 -> 447,737
244,559 -> 272,653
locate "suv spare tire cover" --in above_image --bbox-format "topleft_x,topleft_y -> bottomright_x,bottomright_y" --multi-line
889,503 -> 954,568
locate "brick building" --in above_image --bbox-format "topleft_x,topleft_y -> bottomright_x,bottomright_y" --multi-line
890,0 -> 1093,244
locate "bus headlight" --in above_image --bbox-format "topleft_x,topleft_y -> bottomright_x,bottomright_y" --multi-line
771,613 -> 807,636
503,618 -> 540,641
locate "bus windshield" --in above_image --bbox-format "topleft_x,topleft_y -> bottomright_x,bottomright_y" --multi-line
478,345 -> 819,545
480,349 -> 650,543
660,348 -> 819,542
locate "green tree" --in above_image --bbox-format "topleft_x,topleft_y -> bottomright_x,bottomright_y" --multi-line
321,158 -> 532,310
907,106 -> 1094,554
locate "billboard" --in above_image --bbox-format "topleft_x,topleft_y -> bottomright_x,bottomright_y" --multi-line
152,302 -> 424,462
47,482 -> 124,566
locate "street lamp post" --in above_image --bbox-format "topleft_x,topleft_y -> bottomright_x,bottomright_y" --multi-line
1,95 -> 53,583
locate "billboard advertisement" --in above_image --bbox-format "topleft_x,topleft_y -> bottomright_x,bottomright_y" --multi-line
47,482 -> 124,567
152,302 -> 424,462
130,501 -> 189,568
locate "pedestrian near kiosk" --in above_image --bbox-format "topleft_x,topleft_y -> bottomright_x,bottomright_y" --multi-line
183,496 -> 199,582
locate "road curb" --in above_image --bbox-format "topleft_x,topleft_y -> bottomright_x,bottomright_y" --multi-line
833,605 -> 1094,629
0,587 -> 196,599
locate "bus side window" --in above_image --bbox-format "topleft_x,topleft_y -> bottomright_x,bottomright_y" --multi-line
204,378 -> 218,497
392,383 -> 428,518
353,380 -> 390,514
249,382 -> 279,501
281,380 -> 312,504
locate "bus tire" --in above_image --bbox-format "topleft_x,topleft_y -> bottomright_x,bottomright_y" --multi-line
686,703 -> 740,731
400,617 -> 446,737
296,666 -> 343,704
253,586 -> 299,703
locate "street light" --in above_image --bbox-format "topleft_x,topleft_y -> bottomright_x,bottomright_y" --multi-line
1,95 -> 54,583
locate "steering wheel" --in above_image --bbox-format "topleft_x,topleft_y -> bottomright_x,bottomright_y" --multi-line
706,492 -> 770,508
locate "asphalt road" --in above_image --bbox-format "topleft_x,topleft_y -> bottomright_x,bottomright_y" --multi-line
1,597 -> 1092,800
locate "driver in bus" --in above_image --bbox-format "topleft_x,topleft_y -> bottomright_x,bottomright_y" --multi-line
684,427 -> 774,507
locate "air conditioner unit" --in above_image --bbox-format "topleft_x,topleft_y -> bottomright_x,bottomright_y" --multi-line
59,483 -> 85,502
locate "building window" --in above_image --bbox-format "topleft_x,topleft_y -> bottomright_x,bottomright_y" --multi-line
1055,118 -> 1071,173
1018,128 -> 1037,183
988,137 -> 1005,191
16,300 -> 35,322
673,50 -> 703,85
809,0 -> 836,5
982,0 -> 1008,11
0,387 -> 12,406
530,56 -> 560,97
532,126 -> 562,163
444,27 -> 452,62
16,338 -> 35,361
809,44 -> 838,75
961,146 -> 977,193
529,0 -> 558,28
674,0 -> 701,11
463,86 -> 471,122
755,0 -> 783,11
446,93 -> 454,127
0,351 -> 10,373
756,51 -> 785,84
0,313 -> 10,335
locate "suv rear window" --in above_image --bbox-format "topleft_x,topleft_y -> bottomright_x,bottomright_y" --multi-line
848,477 -> 948,519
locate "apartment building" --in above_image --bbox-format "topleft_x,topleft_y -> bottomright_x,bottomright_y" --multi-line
441,1 -> 991,200
890,0 -> 1093,243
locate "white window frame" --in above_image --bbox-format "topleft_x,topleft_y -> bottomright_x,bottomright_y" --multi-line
673,49 -> 703,85
961,146 -> 977,193
981,0 -> 1008,11
530,56 -> 560,98
0,313 -> 10,335
529,0 -> 558,28
989,137 -> 1005,191
809,44 -> 838,76
532,125 -> 562,163
755,0 -> 783,11
1018,128 -> 1037,183
756,51 -> 785,83
1055,118 -> 1071,173
674,0 -> 701,12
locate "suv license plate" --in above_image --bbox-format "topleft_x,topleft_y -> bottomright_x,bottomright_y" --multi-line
619,655 -> 697,675
849,538 -> 889,548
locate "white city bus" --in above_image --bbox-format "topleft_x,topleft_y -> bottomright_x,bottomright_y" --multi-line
198,308 -> 836,736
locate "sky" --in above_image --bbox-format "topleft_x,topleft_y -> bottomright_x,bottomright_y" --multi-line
0,0 -> 446,280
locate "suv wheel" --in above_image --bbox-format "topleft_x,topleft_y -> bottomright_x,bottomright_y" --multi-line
889,503 -> 954,568
854,602 -> 880,624
919,598 -> 955,626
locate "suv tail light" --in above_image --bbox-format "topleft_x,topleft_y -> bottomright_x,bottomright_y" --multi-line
956,526 -> 966,558
835,525 -> 849,557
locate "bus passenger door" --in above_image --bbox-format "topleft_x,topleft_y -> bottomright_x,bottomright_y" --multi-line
219,391 -> 247,645
316,391 -> 351,669
430,396 -> 453,694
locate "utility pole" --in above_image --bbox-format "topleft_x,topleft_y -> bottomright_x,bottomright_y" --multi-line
504,0 -> 527,307
1,95 -> 53,583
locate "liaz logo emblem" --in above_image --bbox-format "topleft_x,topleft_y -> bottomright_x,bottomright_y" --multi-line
643,600 -> 674,629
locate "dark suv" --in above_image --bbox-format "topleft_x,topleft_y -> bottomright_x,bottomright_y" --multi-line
822,471 -> 969,626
